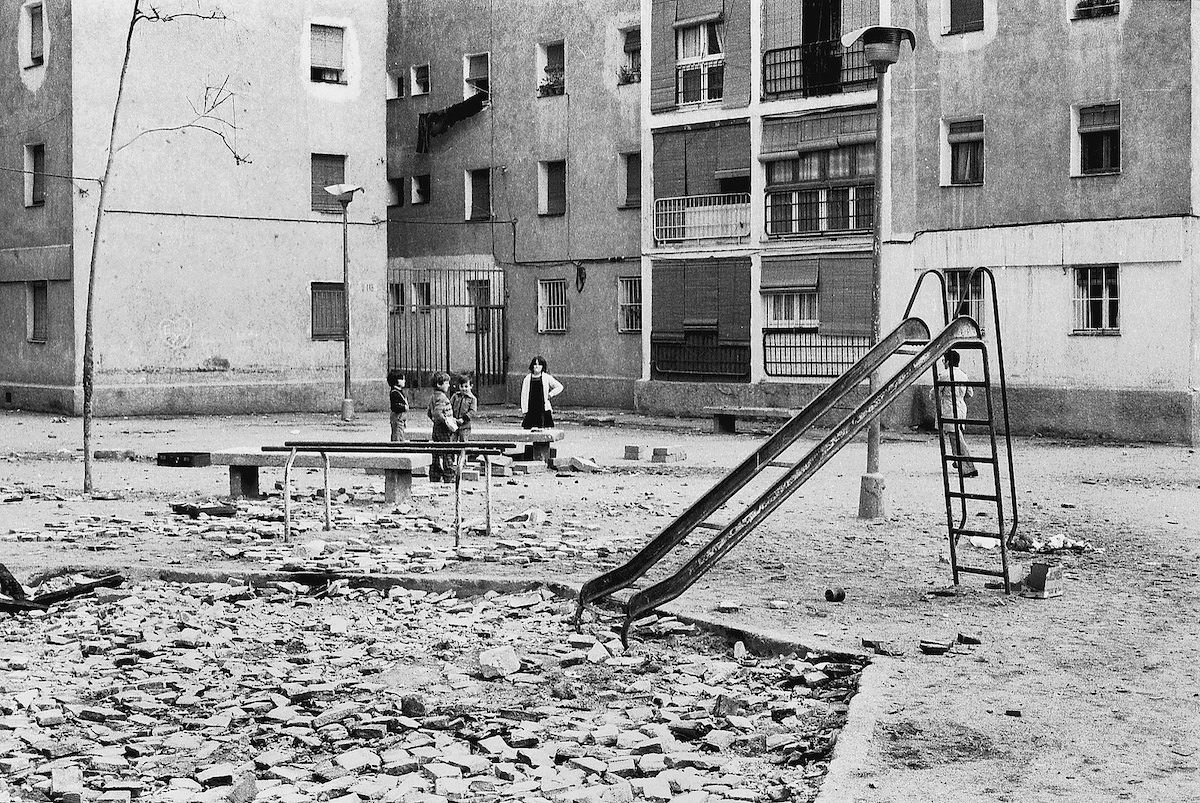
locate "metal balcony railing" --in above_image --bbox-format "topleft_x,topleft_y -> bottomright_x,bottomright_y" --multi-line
765,184 -> 874,236
651,333 -> 750,379
762,39 -> 875,98
763,328 -> 871,377
654,193 -> 751,244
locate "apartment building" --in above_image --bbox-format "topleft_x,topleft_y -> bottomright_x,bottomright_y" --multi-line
886,0 -> 1200,442
637,0 -> 885,414
0,0 -> 388,415
385,0 -> 642,407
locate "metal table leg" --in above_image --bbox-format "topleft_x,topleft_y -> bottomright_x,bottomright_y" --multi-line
322,451 -> 331,531
283,447 -> 298,542
485,456 -> 493,537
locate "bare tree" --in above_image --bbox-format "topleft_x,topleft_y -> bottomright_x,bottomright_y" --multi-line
83,1 -> 248,492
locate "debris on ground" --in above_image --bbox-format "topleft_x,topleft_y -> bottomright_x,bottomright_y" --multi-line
0,580 -> 866,803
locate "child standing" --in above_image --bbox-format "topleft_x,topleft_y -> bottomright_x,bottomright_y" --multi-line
450,374 -> 477,443
387,369 -> 409,442
427,371 -> 456,483
938,350 -> 978,478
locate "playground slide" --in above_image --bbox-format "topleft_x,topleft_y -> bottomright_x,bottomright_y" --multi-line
574,316 -> 937,625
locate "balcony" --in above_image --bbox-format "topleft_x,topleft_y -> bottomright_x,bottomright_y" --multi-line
762,40 -> 874,99
763,328 -> 870,377
654,193 -> 751,245
765,184 -> 873,237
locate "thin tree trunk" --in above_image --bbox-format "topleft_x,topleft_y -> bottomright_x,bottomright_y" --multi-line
83,2 -> 140,493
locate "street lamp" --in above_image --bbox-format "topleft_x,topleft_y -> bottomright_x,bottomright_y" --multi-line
840,25 -> 915,519
324,182 -> 364,421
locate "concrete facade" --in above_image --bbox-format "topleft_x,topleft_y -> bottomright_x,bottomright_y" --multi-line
1,0 -> 389,415
386,0 -> 643,408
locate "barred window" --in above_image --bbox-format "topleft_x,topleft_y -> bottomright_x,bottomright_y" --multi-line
311,282 -> 345,340
946,269 -> 985,332
537,278 -> 568,333
765,143 -> 874,236
1073,265 -> 1119,333
412,281 -> 432,314
764,291 -> 818,328
617,276 -> 642,332
675,20 -> 724,104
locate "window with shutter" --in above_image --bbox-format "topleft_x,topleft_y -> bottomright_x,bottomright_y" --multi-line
540,160 -> 567,215
310,25 -> 345,83
26,281 -> 48,343
29,3 -> 44,65
947,0 -> 984,33
538,41 -> 566,97
26,144 -> 45,207
620,29 -> 641,84
947,118 -> 984,185
311,282 -> 346,340
467,168 -> 491,220
311,154 -> 346,212
622,152 -> 641,207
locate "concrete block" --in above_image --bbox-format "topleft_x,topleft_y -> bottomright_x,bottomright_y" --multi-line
624,445 -> 649,460
511,461 -> 546,474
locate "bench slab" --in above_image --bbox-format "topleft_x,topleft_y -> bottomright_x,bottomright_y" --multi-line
210,448 -> 431,503
703,406 -> 799,435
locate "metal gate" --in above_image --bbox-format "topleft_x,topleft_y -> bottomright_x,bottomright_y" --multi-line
387,266 -> 508,403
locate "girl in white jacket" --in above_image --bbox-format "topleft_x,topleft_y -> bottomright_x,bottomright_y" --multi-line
520,355 -> 564,429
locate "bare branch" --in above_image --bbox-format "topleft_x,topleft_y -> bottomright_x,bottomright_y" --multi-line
115,74 -> 250,164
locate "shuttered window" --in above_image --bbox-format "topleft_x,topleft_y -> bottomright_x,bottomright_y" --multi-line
540,160 -> 567,215
311,282 -> 345,340
29,3 -> 44,64
27,281 -> 48,343
623,152 -> 641,207
27,144 -> 45,207
311,154 -> 346,212
816,254 -> 872,337
651,258 -> 751,380
948,0 -> 984,33
622,29 -> 641,83
310,25 -> 345,83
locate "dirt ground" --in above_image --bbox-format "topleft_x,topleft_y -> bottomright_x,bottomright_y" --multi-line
2,407 -> 1199,802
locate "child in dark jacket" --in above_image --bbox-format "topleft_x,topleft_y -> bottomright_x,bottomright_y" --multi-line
450,374 -> 477,443
427,371 -> 455,483
387,370 -> 409,442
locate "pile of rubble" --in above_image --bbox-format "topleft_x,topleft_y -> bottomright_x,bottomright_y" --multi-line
0,580 -> 865,802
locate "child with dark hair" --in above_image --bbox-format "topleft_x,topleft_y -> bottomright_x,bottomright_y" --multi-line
451,374 -> 477,442
386,369 -> 409,442
427,371 -> 455,483
939,349 -> 978,478
520,355 -> 564,430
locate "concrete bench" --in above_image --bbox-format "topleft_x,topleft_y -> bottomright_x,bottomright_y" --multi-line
209,447 -> 431,503
703,406 -> 799,435
406,428 -> 565,462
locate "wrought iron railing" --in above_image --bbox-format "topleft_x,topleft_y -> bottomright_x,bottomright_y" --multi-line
651,333 -> 750,379
676,57 -> 725,105
762,40 -> 874,98
654,193 -> 751,244
763,328 -> 871,377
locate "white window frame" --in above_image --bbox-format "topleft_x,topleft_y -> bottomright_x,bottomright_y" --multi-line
386,72 -> 403,100
675,18 -> 724,105
617,276 -> 642,333
463,52 -> 490,100
309,24 -> 345,84
763,290 -> 818,329
1072,264 -> 1119,334
537,278 -> 569,333
20,1 -> 45,70
411,63 -> 430,96
24,143 -> 45,208
464,168 -> 491,221
1072,101 -> 1121,177
411,174 -> 430,205
940,117 -> 985,187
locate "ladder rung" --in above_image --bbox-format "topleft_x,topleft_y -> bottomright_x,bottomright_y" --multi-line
766,460 -> 795,469
954,566 -> 1008,578
695,521 -> 727,531
933,379 -> 989,388
944,454 -> 996,463
952,528 -> 1002,540
896,345 -> 925,355
947,490 -> 999,501
940,417 -> 992,426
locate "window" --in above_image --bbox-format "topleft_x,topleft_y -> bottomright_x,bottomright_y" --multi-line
675,19 -> 724,104
311,154 -> 346,212
387,178 -> 404,208
622,152 -> 641,208
464,53 -> 489,99
466,168 -> 491,220
617,276 -> 642,332
386,72 -> 403,100
1078,103 -> 1120,175
24,143 -> 45,207
765,144 -> 875,235
411,174 -> 431,205
947,0 -> 984,33
311,282 -> 345,340
1073,265 -> 1119,333
764,291 -> 818,329
467,279 -> 491,333
619,28 -> 641,84
1074,0 -> 1118,18
388,282 -> 405,311
412,281 -> 432,313
945,269 -> 985,331
539,160 -> 567,216
948,119 -> 984,185
538,41 -> 565,97
27,2 -> 44,67
538,278 -> 568,333
411,64 -> 430,96
26,281 -> 47,343
310,25 -> 345,84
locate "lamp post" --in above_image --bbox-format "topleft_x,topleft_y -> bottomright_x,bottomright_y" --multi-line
840,26 -> 915,519
324,183 -> 364,421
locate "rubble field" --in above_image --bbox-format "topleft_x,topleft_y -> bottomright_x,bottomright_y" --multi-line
0,578 -> 866,803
